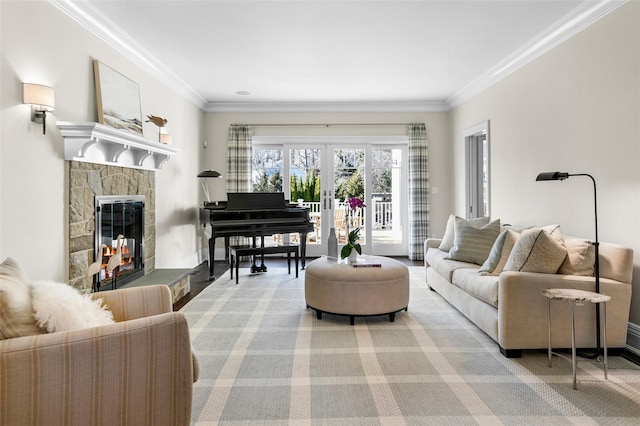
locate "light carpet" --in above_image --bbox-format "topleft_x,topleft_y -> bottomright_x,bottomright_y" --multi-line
181,265 -> 640,425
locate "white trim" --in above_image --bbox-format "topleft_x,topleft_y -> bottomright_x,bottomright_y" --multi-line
448,0 -> 627,108
253,135 -> 409,145
204,100 -> 449,113
627,322 -> 640,356
49,0 -> 207,109
463,121 -> 490,219
58,121 -> 178,171
51,0 -> 626,113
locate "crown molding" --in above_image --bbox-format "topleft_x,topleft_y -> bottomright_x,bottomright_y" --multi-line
203,100 -> 449,113
447,0 -> 628,109
49,0 -> 208,109
51,0 -> 626,114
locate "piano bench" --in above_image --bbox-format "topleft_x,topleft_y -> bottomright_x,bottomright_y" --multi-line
229,244 -> 299,284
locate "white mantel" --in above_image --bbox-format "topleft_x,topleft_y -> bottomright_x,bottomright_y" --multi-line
58,122 -> 178,171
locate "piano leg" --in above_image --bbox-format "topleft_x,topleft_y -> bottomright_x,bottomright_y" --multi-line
250,236 -> 260,273
208,236 -> 216,280
300,232 -> 308,269
249,236 -> 268,273
259,236 -> 267,272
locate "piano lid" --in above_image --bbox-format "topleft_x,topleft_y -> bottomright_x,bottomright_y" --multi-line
226,192 -> 286,211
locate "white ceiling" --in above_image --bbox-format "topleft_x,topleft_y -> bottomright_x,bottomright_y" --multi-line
52,0 -> 624,111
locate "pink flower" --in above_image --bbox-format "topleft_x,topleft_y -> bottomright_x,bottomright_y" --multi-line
347,197 -> 366,210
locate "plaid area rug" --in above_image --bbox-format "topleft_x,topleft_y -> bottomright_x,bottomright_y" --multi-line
182,265 -> 640,425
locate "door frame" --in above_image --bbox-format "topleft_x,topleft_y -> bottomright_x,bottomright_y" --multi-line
253,135 -> 408,256
463,121 -> 490,219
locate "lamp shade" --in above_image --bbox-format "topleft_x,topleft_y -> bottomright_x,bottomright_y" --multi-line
536,171 -> 569,181
197,170 -> 221,178
23,83 -> 55,111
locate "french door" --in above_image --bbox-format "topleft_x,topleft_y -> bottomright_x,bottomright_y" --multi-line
252,137 -> 408,257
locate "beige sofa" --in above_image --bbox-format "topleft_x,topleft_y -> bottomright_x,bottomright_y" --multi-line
424,230 -> 633,358
0,285 -> 198,426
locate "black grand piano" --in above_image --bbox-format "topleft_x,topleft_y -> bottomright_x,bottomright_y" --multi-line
201,192 -> 315,279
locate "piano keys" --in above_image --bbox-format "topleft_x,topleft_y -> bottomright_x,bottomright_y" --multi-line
201,192 -> 315,280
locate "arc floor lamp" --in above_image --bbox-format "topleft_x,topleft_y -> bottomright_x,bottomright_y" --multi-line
536,171 -> 601,358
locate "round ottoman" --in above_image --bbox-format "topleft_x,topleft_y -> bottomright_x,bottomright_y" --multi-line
304,255 -> 410,325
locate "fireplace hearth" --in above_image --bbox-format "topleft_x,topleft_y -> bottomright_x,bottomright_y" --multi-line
94,195 -> 145,291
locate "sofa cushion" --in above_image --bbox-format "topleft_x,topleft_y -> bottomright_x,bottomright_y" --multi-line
479,229 -> 520,276
448,218 -> 501,265
425,246 -> 449,268
451,268 -> 499,308
504,226 -> 567,274
0,258 -> 45,339
558,238 -> 595,276
429,253 -> 479,282
439,215 -> 490,252
31,280 -> 114,333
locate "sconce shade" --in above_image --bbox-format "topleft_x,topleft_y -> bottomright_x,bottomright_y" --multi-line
536,171 -> 569,181
23,83 -> 55,111
197,170 -> 222,178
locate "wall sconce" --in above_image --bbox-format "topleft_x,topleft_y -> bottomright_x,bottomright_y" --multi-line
23,83 -> 55,134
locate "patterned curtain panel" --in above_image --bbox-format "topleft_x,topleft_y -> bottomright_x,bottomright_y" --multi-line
408,123 -> 430,261
226,125 -> 252,248
226,125 -> 252,192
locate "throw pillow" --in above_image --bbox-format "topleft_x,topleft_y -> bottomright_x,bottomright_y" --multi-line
448,218 -> 501,265
479,229 -> 520,275
31,280 -> 114,333
0,257 -> 45,339
558,238 -> 595,276
503,227 -> 567,274
439,215 -> 490,252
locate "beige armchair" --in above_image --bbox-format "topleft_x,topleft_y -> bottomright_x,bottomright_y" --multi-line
0,285 -> 198,426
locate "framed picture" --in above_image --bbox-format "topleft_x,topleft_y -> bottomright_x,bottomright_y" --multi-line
93,60 -> 143,135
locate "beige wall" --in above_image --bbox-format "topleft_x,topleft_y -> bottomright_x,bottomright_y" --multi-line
450,2 -> 640,324
0,1 -> 204,281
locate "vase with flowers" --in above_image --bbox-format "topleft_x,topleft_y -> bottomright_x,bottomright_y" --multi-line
340,197 -> 366,262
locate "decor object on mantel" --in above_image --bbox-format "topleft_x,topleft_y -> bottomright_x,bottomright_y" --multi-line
57,121 -> 178,171
93,59 -> 143,136
197,169 -> 222,205
146,114 -> 172,144
23,83 -> 55,135
536,171 -> 602,359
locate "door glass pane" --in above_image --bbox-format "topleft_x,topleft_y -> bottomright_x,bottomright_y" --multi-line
481,136 -> 489,217
333,148 -> 366,244
372,148 -> 402,244
252,148 -> 283,192
290,148 -> 322,245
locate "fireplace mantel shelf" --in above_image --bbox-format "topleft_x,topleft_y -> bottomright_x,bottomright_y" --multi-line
58,122 -> 178,171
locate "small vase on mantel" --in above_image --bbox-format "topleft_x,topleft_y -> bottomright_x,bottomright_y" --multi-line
327,227 -> 338,258
348,250 -> 358,263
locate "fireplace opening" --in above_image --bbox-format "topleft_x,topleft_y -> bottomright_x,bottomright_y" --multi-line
94,195 -> 145,291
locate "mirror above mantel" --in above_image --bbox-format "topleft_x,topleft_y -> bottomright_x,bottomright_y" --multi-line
58,122 -> 178,171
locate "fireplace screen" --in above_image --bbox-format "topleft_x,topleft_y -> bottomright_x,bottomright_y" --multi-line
94,195 -> 145,291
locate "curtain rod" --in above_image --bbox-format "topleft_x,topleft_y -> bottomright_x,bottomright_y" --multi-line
231,123 -> 414,128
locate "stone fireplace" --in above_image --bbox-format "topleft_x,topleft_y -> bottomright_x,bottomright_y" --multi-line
94,195 -> 145,291
68,161 -> 156,292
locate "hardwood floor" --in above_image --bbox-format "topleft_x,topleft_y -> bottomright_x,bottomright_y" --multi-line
173,256 -> 422,311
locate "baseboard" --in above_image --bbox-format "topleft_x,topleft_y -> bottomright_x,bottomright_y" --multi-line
625,322 -> 640,365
